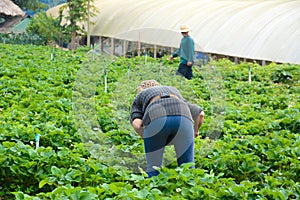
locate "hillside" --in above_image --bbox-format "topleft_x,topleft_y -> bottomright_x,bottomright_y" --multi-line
39,0 -> 66,8
0,43 -> 299,199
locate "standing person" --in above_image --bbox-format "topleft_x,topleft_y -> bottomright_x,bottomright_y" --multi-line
169,24 -> 195,80
130,80 -> 204,177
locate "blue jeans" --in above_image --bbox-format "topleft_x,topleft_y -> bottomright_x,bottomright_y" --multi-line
176,63 -> 194,80
143,115 -> 194,177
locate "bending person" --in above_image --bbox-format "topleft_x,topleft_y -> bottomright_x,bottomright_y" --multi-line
130,80 -> 204,177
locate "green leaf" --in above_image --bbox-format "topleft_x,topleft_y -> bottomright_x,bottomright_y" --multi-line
39,177 -> 51,188
51,166 -> 64,177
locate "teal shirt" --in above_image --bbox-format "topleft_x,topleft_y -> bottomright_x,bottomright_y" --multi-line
173,35 -> 194,64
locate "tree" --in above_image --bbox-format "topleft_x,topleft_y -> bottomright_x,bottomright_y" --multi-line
60,0 -> 98,50
12,0 -> 46,11
26,10 -> 71,46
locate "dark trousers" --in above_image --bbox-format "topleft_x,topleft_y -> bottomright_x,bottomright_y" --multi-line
176,63 -> 194,80
143,115 -> 194,177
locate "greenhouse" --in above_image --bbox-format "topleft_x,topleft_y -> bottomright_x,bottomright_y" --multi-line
1,0 -> 300,199
47,0 -> 300,65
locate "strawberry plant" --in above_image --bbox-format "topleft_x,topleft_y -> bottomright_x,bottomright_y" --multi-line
0,43 -> 299,199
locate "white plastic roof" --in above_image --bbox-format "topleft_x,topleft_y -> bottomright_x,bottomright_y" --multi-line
0,0 -> 25,16
47,0 -> 300,64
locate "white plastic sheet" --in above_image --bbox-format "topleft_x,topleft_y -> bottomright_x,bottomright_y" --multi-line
47,0 -> 300,64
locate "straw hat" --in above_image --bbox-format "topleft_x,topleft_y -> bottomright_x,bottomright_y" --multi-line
179,24 -> 191,32
137,80 -> 160,93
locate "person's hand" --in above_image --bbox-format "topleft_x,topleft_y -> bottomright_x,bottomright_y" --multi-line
187,61 -> 193,66
132,119 -> 144,139
193,111 -> 204,138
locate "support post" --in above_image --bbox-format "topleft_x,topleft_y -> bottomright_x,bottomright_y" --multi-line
99,36 -> 102,54
123,40 -> 127,58
87,0 -> 91,47
138,32 -> 141,61
234,57 -> 238,64
111,38 -> 114,56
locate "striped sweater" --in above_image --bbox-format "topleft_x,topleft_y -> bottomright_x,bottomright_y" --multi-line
130,86 -> 202,126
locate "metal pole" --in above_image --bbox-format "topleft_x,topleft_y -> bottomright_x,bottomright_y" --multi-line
123,40 -> 127,58
111,38 -> 114,56
87,0 -> 91,47
138,32 -> 141,61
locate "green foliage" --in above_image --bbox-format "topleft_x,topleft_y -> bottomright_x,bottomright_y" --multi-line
26,11 -> 71,46
60,0 -> 98,49
12,0 -> 46,11
271,65 -> 297,84
0,44 -> 299,199
0,32 -> 45,45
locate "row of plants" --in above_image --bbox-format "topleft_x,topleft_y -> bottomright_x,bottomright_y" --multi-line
0,32 -> 46,45
0,43 -> 299,199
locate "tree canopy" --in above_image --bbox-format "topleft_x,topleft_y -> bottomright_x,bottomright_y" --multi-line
60,0 -> 98,49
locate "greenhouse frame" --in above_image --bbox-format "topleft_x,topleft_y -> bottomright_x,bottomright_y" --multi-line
47,0 -> 300,65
